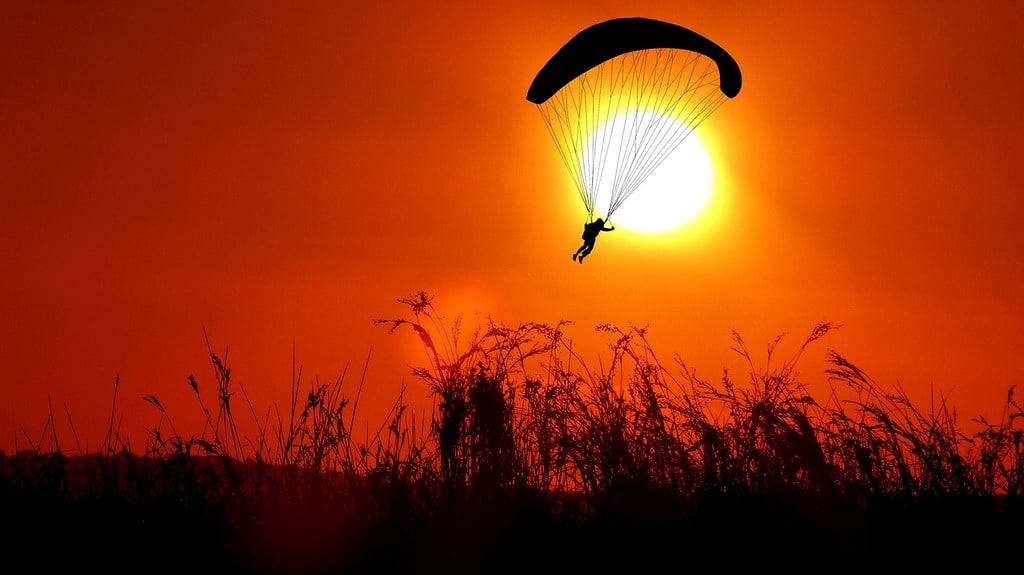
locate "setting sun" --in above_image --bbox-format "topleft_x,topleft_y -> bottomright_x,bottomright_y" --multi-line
590,115 -> 714,234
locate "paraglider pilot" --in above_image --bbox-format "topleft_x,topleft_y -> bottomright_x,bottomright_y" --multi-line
573,217 -> 614,263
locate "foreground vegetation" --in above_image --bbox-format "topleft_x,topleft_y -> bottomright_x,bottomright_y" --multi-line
3,292 -> 1022,574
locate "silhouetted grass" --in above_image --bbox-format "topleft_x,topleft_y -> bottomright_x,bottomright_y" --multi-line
2,291 -> 1022,574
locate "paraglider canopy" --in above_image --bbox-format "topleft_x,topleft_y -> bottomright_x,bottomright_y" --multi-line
527,17 -> 742,104
527,17 -> 742,224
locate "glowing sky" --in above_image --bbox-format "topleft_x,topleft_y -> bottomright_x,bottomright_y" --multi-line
2,1 -> 1022,453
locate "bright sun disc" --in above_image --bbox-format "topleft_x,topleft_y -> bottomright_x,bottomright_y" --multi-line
588,111 -> 714,234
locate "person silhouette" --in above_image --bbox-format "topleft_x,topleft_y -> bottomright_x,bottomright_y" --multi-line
572,217 -> 615,263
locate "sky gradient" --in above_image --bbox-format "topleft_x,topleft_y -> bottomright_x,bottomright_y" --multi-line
3,1 -> 1022,453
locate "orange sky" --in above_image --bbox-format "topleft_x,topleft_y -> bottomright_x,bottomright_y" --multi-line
2,1 -> 1022,454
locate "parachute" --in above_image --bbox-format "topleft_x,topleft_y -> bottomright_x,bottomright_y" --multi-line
527,17 -> 742,223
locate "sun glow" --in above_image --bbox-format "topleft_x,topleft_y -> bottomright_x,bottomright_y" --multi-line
588,112 -> 714,234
